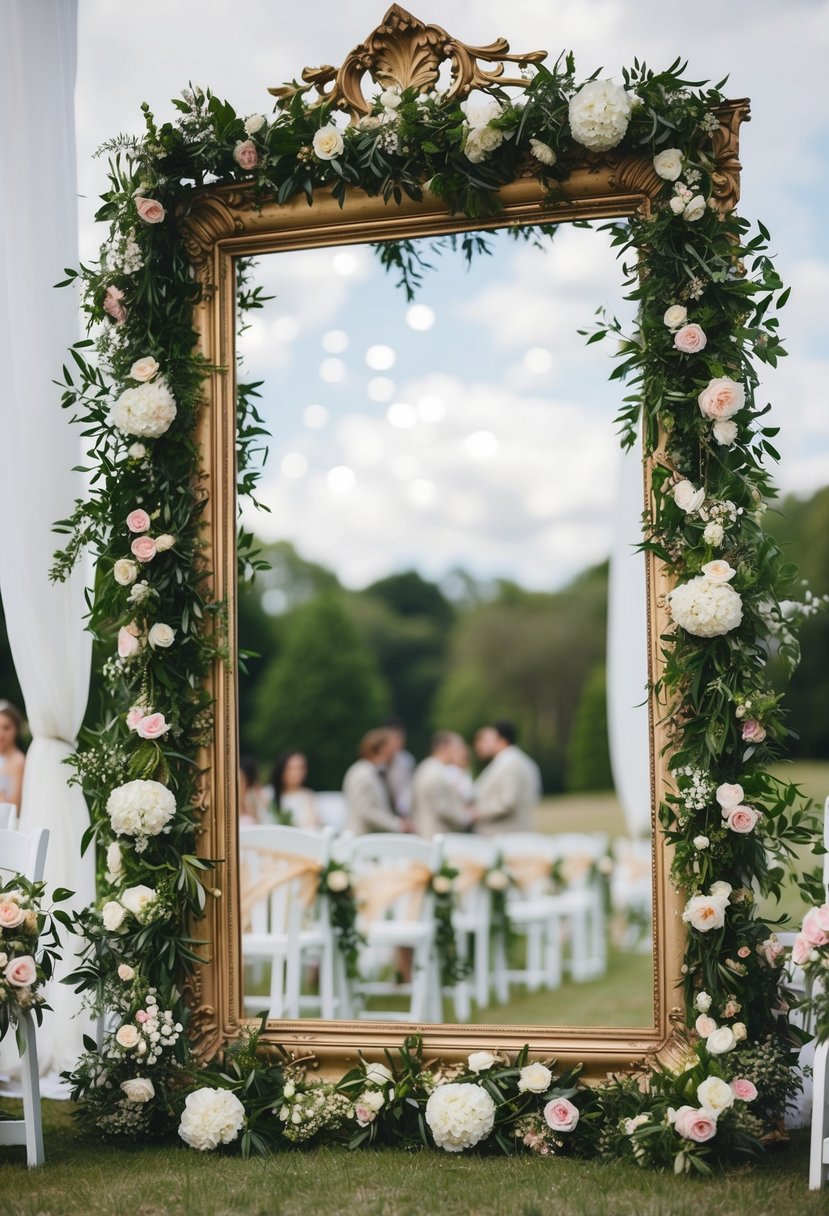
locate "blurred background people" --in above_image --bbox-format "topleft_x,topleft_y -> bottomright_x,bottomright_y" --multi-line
239,755 -> 270,826
412,730 -> 474,837
270,751 -> 319,828
344,728 -> 402,835
472,719 -> 540,836
0,700 -> 25,812
383,715 -> 415,819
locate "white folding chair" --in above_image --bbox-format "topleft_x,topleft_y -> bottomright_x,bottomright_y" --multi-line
0,824 -> 49,1167
0,803 -> 18,829
610,836 -> 653,953
350,833 -> 444,1023
443,834 -> 498,1019
496,833 -> 565,1000
240,824 -> 346,1020
809,796 -> 829,1188
549,833 -> 609,981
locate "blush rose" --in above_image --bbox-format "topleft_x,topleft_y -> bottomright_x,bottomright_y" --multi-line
136,197 -> 165,224
131,536 -> 157,563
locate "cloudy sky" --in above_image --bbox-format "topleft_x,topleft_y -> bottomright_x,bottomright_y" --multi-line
75,0 -> 829,589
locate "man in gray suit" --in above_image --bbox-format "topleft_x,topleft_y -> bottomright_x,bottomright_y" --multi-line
472,720 -> 541,836
411,731 -> 474,838
343,729 -> 403,835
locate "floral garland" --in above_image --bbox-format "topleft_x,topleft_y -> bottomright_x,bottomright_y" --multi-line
50,54 -> 820,1167
0,876 -> 68,1048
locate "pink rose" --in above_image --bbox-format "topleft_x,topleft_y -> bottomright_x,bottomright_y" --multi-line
135,1010 -> 149,1024
741,719 -> 766,744
233,139 -> 259,170
354,1103 -> 377,1126
673,1105 -> 717,1143
791,934 -> 812,965
673,324 -> 707,354
802,907 -> 829,947
126,706 -> 147,730
134,712 -> 170,740
758,937 -> 784,966
126,509 -> 151,534
737,946 -> 751,959
136,196 -> 166,224
103,284 -> 127,325
5,955 -> 37,988
730,1079 -> 757,1102
810,904 -> 829,934
131,536 -> 157,563
695,1014 -> 717,1037
543,1097 -> 579,1133
0,900 -> 25,929
725,805 -> 761,834
698,376 -> 745,421
117,624 -> 142,660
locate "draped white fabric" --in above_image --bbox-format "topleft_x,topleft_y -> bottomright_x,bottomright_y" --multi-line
0,0 -> 94,1079
607,442 -> 652,837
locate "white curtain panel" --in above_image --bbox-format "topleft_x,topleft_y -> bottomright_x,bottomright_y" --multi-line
0,0 -> 94,1080
607,441 -> 652,838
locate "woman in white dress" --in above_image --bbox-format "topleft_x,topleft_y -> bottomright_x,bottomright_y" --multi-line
270,752 -> 319,829
0,701 -> 25,812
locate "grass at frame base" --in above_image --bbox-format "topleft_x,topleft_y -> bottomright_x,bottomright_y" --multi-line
0,1101 -> 824,1216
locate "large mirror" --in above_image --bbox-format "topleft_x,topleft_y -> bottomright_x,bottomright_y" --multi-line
233,227 -> 655,1033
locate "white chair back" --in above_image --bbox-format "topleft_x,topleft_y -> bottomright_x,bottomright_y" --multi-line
240,824 -> 333,939
443,833 -> 497,917
0,826 -> 48,884
0,802 -> 18,830
350,832 -> 444,921
497,832 -> 560,897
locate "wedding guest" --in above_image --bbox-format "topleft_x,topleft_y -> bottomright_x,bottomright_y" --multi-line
472,720 -> 540,836
383,715 -> 415,818
343,729 -> 403,835
270,751 -> 319,828
445,734 -> 475,807
239,755 -> 269,826
412,731 -> 474,838
0,700 -> 25,812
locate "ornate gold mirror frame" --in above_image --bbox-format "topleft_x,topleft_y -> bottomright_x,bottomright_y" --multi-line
180,5 -> 748,1080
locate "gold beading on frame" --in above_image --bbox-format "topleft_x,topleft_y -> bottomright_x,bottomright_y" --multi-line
181,9 -> 749,1081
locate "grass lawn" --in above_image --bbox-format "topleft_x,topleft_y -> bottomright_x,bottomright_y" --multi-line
0,1102 -> 824,1216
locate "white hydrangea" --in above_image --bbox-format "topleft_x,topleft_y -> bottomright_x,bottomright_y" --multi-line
178,1087 -> 246,1151
110,377 -> 177,439
668,575 -> 743,638
425,1082 -> 495,1152
568,79 -> 632,152
106,779 -> 176,849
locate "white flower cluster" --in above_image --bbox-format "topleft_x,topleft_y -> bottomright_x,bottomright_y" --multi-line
668,573 -> 743,638
110,377 -> 177,439
101,226 -> 143,276
106,779 -> 176,850
673,766 -> 716,813
463,97 -> 509,165
178,1086 -> 245,1151
110,990 -> 182,1065
568,79 -> 632,152
425,1082 -> 495,1152
278,1082 -> 353,1143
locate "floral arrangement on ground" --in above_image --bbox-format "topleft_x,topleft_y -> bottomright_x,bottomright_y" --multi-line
49,47 -> 824,1169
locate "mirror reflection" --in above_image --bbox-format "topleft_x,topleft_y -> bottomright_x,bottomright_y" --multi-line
235,227 -> 654,1028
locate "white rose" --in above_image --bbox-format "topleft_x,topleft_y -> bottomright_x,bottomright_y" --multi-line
117,964 -> 135,981
155,533 -> 176,552
364,1061 -> 394,1086
379,88 -> 402,110
697,1075 -> 734,1116
529,138 -> 557,166
148,622 -> 176,649
130,356 -> 159,383
701,560 -> 736,584
115,1024 -> 140,1050
358,1089 -> 385,1113
244,114 -> 266,135
425,1082 -> 495,1152
709,881 -> 732,899
663,305 -> 687,330
672,480 -> 705,513
716,783 -> 744,810
114,559 -> 138,586
653,148 -> 683,181
121,1077 -> 155,1103
712,419 -> 738,447
702,522 -> 724,547
694,991 -> 712,1013
693,835 -> 709,850
682,891 -> 729,933
128,443 -> 147,460
110,377 -> 177,440
121,885 -> 157,918
668,575 -> 743,637
467,1051 -> 499,1073
517,1062 -> 552,1094
568,79 -> 632,152
464,124 -> 504,164
102,900 -> 126,932
706,1027 -> 736,1055
312,125 -> 344,161
178,1087 -> 246,1152
485,869 -> 509,891
684,195 -> 707,222
669,195 -> 686,214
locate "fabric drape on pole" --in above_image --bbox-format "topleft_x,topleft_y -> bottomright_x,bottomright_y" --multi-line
607,442 -> 652,837
0,0 -> 94,1080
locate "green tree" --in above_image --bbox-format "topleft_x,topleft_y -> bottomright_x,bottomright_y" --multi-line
251,594 -> 388,789
565,664 -> 614,791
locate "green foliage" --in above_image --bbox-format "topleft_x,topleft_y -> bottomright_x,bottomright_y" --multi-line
565,665 -> 614,793
251,594 -> 388,789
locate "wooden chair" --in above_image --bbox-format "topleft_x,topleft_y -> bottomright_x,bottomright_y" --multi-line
0,824 -> 49,1167
809,795 -> 829,1189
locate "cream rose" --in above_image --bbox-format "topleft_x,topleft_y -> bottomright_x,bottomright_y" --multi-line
117,963 -> 135,981
114,559 -> 138,586
669,195 -> 686,215
697,1075 -> 734,1116
712,419 -> 738,447
694,1014 -> 717,1037
233,140 -> 259,170
693,835 -> 710,850
120,885 -> 157,918
682,891 -> 728,933
102,900 -> 127,932
115,1024 -> 141,1050
467,1051 -> 499,1073
684,195 -> 707,222
663,304 -> 687,330
313,125 -> 344,161
706,1026 -> 736,1054
5,955 -> 37,987
653,148 -> 683,181
178,1087 -> 245,1152
244,114 -> 266,135
155,533 -> 176,552
673,324 -> 707,354
326,869 -> 350,893
701,559 -> 736,584
694,991 -> 712,1013
130,357 -> 159,383
672,480 -> 705,513
0,900 -> 25,929
517,1062 -> 552,1094
148,623 -> 175,649
121,1077 -> 155,1103
698,377 -> 745,421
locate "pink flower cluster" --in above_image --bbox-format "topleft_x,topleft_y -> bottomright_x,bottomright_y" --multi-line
126,706 -> 170,741
791,904 -> 829,966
